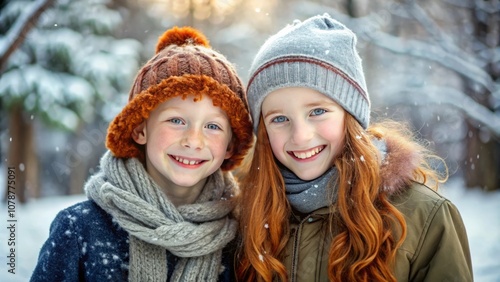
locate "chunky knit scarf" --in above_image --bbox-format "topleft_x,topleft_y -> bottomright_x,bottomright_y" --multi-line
85,151 -> 238,282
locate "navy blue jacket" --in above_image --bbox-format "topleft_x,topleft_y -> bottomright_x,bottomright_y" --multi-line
30,200 -> 236,281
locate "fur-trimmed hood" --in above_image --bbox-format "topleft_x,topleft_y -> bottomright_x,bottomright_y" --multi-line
377,134 -> 423,195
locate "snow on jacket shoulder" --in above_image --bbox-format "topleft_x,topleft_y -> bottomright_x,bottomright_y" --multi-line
30,200 -> 236,281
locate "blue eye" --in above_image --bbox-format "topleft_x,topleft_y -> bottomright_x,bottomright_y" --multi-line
207,123 -> 222,130
168,118 -> 183,124
311,108 -> 326,116
272,116 -> 288,123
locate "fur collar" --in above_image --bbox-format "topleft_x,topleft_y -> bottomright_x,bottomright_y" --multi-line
378,134 -> 422,195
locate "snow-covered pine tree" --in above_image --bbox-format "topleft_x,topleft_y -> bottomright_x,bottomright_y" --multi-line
0,0 -> 142,201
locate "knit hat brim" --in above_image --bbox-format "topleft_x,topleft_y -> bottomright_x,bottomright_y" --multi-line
106,74 -> 253,171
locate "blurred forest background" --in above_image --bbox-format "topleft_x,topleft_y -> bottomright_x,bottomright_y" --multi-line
1,0 -> 499,203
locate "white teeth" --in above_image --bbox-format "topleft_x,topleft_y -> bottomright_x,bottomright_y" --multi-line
293,146 -> 323,159
174,156 -> 200,165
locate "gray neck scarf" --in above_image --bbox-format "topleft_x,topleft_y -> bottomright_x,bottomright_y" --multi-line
85,151 -> 238,282
280,166 -> 337,213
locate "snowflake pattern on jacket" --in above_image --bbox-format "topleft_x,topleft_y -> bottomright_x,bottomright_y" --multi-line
30,200 -> 235,281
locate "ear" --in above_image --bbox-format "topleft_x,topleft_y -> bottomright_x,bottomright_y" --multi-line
132,122 -> 147,145
224,140 -> 235,160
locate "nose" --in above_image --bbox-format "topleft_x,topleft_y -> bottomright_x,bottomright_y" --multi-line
181,127 -> 204,149
290,120 -> 313,145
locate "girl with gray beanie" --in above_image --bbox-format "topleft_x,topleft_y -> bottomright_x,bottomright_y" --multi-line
237,14 -> 472,281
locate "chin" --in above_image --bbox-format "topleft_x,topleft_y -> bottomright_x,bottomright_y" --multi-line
171,179 -> 200,188
292,171 -> 322,181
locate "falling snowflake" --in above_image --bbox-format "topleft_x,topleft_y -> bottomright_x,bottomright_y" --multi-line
258,254 -> 264,262
82,242 -> 87,254
264,223 -> 269,229
67,215 -> 77,222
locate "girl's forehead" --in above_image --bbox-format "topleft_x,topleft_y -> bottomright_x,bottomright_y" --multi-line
263,87 -> 342,109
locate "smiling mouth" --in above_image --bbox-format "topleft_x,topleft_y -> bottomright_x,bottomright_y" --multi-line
288,145 -> 325,160
171,155 -> 204,165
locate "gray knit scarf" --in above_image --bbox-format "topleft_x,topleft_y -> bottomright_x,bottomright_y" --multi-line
280,166 -> 337,213
85,151 -> 238,282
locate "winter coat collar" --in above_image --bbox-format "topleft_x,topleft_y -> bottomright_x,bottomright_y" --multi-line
378,134 -> 421,195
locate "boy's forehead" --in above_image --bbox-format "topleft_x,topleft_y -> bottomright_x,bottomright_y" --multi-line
154,94 -> 229,117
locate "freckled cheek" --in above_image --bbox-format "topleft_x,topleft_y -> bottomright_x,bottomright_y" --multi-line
317,123 -> 343,142
209,135 -> 233,153
325,131 -> 345,153
150,128 -> 178,149
267,134 -> 287,157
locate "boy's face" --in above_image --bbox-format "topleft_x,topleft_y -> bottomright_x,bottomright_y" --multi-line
261,87 -> 346,181
133,95 -> 233,193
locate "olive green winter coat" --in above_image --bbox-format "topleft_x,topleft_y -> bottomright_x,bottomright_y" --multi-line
282,182 -> 472,282
281,136 -> 473,282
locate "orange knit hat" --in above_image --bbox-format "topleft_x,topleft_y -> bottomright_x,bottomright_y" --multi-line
106,27 -> 253,171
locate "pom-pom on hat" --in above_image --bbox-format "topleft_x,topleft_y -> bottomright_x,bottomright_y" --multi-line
106,26 -> 253,171
246,13 -> 370,131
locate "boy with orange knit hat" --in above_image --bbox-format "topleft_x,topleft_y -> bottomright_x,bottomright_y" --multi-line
31,26 -> 252,281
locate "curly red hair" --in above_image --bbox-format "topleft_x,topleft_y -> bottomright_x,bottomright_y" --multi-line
237,114 -> 446,281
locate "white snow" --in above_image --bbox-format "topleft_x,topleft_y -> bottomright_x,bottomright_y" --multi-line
0,177 -> 499,281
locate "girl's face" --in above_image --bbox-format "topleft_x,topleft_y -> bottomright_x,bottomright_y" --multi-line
133,95 -> 233,193
262,87 -> 346,181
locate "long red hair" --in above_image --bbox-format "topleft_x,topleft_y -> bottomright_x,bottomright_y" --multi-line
236,114 -> 446,281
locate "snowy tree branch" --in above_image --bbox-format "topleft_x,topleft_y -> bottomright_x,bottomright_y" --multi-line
381,85 -> 500,139
405,1 -> 470,56
0,0 -> 55,70
362,30 -> 498,97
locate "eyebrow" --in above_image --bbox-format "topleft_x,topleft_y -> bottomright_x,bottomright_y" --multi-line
263,100 -> 335,118
263,109 -> 282,119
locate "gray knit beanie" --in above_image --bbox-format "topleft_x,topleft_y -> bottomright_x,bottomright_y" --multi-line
247,13 -> 370,131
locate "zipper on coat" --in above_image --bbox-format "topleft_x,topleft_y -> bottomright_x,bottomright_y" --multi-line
290,215 -> 313,282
